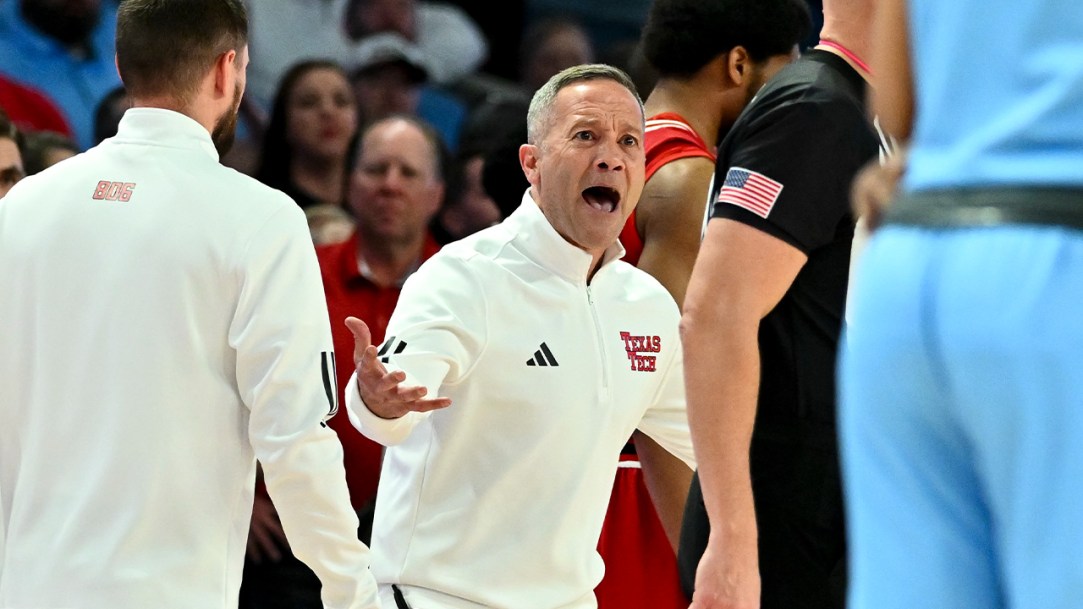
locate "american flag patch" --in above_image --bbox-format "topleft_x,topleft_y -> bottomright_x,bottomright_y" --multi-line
716,167 -> 784,219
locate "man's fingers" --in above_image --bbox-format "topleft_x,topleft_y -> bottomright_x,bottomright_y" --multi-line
357,345 -> 392,381
409,397 -> 453,412
381,369 -> 407,388
365,369 -> 405,394
394,384 -> 429,402
345,316 -> 373,365
357,345 -> 382,375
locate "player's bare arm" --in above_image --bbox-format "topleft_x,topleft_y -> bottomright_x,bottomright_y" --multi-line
636,156 -> 718,309
870,0 -> 913,140
634,429 -> 693,552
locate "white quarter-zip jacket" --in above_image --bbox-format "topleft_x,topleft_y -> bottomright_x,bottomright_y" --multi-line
349,194 -> 695,609
0,109 -> 379,609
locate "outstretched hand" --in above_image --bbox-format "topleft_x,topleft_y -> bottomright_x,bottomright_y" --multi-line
345,316 -> 452,419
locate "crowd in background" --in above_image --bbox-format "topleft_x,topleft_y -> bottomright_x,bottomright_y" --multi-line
0,0 -> 832,607
0,0 -> 824,244
7,1 -> 1081,609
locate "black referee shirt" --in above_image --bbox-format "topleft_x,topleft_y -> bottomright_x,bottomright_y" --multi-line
709,49 -> 879,432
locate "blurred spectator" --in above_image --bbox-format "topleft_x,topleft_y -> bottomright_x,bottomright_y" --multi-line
344,0 -> 488,84
92,86 -> 129,145
349,33 -> 466,149
518,17 -> 595,92
306,203 -> 357,246
526,0 -> 650,53
431,96 -> 529,243
599,38 -> 658,98
21,129 -> 78,175
0,74 -> 74,139
0,0 -> 122,150
240,114 -> 444,609
0,110 -> 25,199
245,0 -> 487,113
479,120 -> 530,220
255,60 -> 359,221
432,146 -> 499,243
440,0 -> 525,80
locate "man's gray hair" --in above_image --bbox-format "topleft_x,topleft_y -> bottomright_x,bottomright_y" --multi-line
526,63 -> 644,145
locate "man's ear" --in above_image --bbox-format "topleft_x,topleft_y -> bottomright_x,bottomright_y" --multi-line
519,143 -> 541,186
727,46 -> 752,86
213,49 -> 238,99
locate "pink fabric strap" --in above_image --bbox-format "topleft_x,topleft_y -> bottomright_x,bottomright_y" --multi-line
818,38 -> 872,75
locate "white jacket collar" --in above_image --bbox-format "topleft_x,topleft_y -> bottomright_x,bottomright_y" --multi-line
504,190 -> 626,284
112,108 -> 220,162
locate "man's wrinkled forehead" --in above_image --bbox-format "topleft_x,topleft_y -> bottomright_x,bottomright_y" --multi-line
553,81 -> 644,127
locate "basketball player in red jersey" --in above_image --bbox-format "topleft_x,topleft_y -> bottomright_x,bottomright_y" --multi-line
597,0 -> 810,606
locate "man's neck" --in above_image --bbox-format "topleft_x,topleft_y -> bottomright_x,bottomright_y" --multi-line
645,81 -> 723,147
356,232 -> 427,287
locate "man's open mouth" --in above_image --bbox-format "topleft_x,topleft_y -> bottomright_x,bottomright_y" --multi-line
582,186 -> 620,213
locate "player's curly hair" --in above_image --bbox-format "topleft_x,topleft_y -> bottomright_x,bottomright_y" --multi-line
642,0 -> 810,78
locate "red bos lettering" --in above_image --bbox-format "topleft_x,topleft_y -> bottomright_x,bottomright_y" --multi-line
91,180 -> 136,202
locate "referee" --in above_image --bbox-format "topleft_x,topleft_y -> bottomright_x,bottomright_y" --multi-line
678,0 -> 879,607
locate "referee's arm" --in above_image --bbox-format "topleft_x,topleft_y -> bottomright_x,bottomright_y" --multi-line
680,216 -> 806,609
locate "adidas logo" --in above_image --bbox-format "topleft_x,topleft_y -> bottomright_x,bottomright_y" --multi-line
526,342 -> 559,367
377,336 -> 408,363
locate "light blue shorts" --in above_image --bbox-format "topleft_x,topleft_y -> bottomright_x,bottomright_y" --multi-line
840,224 -> 1083,609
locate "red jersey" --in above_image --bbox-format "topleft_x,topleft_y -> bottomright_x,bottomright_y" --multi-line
620,112 -> 716,265
598,113 -> 714,608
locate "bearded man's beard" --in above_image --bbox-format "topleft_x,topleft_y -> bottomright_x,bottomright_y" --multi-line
211,83 -> 243,156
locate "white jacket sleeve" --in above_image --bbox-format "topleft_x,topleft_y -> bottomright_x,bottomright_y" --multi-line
637,335 -> 696,470
348,251 -> 488,445
230,204 -> 380,609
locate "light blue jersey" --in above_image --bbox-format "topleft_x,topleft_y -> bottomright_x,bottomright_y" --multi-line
905,1 -> 1083,191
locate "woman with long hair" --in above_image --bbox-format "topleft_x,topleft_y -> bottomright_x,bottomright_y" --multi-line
256,60 -> 359,242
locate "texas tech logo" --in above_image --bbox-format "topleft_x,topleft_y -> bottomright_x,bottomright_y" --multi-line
619,331 -> 660,372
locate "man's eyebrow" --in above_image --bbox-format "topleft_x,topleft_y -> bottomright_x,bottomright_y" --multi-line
567,116 -> 602,129
567,116 -> 643,133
